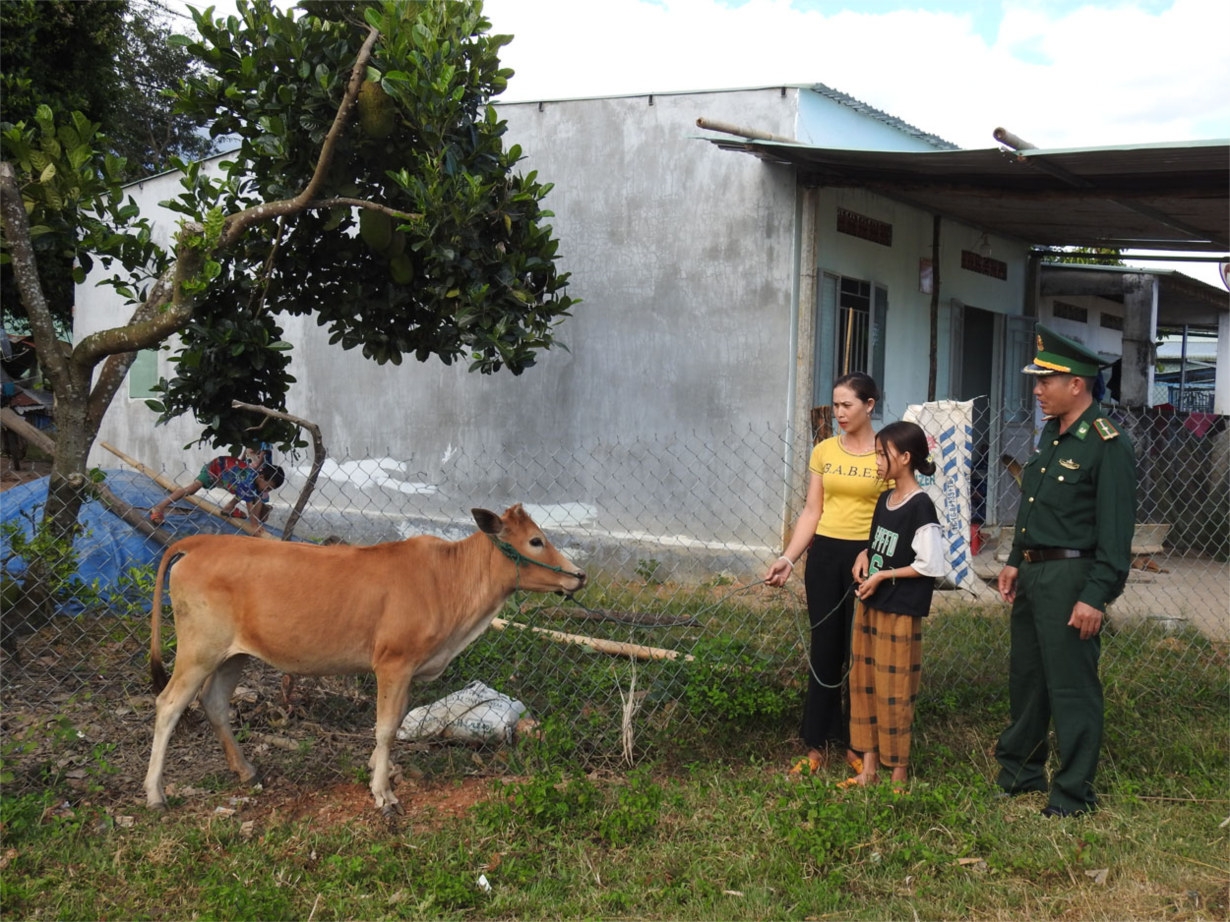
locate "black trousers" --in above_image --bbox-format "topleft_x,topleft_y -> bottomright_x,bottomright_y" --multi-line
801,534 -> 865,751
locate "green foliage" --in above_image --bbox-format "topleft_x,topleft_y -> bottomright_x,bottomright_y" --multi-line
680,636 -> 795,726
0,0 -> 214,334
0,2 -> 125,127
635,557 -> 664,585
0,106 -> 169,314
478,768 -> 600,836
105,1 -> 217,180
142,0 -> 576,450
598,767 -> 663,845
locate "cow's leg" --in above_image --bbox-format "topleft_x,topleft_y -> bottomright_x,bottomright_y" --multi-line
369,665 -> 414,812
198,654 -> 260,786
143,659 -> 214,810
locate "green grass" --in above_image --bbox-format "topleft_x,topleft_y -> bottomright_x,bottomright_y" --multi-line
3,602 -> 1227,921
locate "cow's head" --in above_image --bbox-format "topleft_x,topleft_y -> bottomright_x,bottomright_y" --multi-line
473,504 -> 587,595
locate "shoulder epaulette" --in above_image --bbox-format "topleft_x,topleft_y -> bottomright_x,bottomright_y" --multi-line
1093,418 -> 1119,440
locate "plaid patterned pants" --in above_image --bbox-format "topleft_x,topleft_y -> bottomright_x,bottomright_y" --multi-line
849,604 -> 923,767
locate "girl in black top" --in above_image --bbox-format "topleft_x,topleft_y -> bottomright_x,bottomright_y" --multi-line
842,421 -> 945,791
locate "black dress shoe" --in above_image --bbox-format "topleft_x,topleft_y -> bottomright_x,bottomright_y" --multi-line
1040,804 -> 1085,818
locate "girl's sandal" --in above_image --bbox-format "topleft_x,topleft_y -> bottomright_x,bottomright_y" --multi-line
788,755 -> 821,776
835,775 -> 876,789
148,510 -> 165,525
847,756 -> 864,775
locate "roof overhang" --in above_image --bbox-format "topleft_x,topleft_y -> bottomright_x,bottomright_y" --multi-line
707,138 -> 1230,253
1040,263 -> 1228,328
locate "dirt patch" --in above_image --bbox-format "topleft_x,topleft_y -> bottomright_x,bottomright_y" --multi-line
1,453 -> 52,491
1,621 -> 523,835
240,775 -> 499,830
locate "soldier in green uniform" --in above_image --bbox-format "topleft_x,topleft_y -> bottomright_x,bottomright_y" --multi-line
995,324 -> 1136,817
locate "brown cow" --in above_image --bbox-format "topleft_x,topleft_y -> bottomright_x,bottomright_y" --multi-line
143,504 -> 585,813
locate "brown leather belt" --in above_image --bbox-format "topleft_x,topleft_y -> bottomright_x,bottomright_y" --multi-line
1022,548 -> 1095,564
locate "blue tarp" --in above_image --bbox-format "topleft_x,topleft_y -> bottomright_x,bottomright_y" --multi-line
1,470 -> 285,608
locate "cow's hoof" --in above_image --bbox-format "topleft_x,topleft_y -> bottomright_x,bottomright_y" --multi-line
147,800 -> 168,813
380,802 -> 405,818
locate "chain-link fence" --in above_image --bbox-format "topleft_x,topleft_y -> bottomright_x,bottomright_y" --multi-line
2,402 -> 1226,783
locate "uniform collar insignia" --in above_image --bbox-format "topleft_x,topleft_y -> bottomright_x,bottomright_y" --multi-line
1059,458 -> 1080,470
1074,420 -> 1091,440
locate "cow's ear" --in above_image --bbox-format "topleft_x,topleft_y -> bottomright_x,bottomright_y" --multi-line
472,508 -> 503,536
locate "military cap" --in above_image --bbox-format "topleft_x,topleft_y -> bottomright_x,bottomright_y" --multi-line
1022,323 -> 1109,377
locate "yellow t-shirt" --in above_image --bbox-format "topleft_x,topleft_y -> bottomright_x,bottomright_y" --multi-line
809,436 -> 891,541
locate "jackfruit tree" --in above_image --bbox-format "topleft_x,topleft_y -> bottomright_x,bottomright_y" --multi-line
0,0 -> 576,540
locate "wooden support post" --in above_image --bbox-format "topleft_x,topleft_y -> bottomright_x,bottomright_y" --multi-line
927,214 -> 942,401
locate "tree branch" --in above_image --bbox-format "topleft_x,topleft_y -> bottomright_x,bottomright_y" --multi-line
72,249 -> 199,368
83,268 -> 178,428
0,161 -> 70,390
306,198 -> 422,221
218,25 -> 380,250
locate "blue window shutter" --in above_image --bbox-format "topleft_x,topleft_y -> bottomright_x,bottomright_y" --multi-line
813,273 -> 837,406
871,285 -> 888,414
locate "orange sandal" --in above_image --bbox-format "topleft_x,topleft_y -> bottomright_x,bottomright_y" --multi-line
835,775 -> 876,789
788,754 -> 821,775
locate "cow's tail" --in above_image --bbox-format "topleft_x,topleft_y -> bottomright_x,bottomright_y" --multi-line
150,546 -> 179,694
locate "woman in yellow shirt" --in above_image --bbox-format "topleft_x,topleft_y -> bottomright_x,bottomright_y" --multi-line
765,372 -> 890,775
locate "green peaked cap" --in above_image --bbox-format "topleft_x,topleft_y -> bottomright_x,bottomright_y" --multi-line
1022,323 -> 1108,377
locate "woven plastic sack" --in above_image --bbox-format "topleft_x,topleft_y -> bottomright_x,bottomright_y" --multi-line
396,680 -> 527,744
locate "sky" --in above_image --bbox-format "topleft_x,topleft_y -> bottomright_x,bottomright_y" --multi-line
165,0 -> 1230,288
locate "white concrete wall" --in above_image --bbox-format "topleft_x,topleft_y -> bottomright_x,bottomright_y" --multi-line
796,90 -> 945,152
1038,294 -> 1125,357
812,187 -> 1029,413
78,89 -> 805,546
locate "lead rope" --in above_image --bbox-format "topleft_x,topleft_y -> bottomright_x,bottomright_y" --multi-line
488,533 -> 858,687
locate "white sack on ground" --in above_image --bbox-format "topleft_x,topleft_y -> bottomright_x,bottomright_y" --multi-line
903,400 -> 976,590
396,681 -> 527,744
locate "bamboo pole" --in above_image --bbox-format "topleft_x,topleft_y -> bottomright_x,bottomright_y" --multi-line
490,618 -> 694,663
99,442 -> 271,539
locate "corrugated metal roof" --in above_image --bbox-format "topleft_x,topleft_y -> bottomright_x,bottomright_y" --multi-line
708,138 -> 1230,252
1040,263 -> 1228,327
806,83 -> 958,151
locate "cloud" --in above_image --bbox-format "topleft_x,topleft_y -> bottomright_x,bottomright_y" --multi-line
484,0 -> 1230,149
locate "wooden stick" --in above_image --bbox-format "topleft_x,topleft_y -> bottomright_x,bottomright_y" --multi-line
490,618 -> 694,663
90,481 -> 172,547
230,400 -> 325,543
1,407 -> 56,456
99,441 -> 270,539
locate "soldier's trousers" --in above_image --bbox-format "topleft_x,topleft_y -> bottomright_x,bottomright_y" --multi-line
995,557 -> 1102,813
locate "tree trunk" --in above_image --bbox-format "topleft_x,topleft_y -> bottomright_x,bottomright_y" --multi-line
41,364 -> 98,539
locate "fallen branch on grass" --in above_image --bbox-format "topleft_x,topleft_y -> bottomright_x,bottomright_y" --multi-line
521,602 -> 700,627
490,618 -> 694,662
